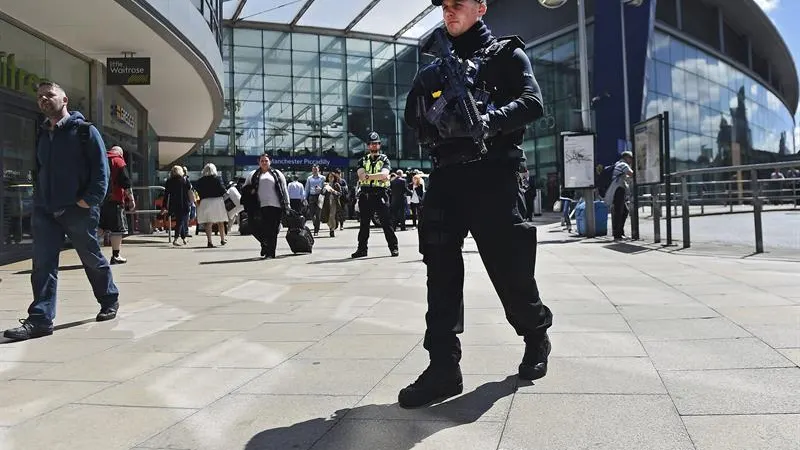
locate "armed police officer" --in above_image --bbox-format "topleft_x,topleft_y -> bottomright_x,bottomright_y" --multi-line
351,132 -> 399,258
398,0 -> 553,408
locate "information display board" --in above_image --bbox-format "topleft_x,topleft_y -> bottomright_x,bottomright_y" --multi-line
561,133 -> 596,189
633,115 -> 663,185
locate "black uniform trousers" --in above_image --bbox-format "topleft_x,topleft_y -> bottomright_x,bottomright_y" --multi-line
420,160 -> 552,367
356,187 -> 398,252
611,187 -> 628,239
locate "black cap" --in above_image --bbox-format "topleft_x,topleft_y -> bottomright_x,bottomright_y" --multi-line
368,131 -> 381,144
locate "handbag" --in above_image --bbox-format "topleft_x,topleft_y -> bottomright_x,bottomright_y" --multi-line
224,196 -> 236,212
552,200 -> 562,213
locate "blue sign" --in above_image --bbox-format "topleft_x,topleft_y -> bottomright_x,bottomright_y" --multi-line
234,155 -> 350,168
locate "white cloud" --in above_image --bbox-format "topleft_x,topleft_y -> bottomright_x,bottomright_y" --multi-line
795,124 -> 799,153
753,0 -> 780,12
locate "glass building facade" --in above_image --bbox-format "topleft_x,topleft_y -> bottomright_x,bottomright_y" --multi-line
195,27 -> 428,182
644,30 -> 796,171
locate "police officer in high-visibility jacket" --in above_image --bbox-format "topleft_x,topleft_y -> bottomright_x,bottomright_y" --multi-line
351,132 -> 399,258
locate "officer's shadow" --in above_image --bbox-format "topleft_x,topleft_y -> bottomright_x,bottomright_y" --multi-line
244,375 -> 528,450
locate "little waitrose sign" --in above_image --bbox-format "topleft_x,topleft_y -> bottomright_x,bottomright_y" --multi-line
106,58 -> 150,85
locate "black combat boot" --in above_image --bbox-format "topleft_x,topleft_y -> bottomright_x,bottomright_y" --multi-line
96,302 -> 119,322
351,248 -> 368,258
3,319 -> 54,341
518,333 -> 551,381
398,364 -> 463,408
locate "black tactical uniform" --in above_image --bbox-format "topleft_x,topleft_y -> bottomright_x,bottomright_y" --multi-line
399,17 -> 553,408
351,132 -> 399,258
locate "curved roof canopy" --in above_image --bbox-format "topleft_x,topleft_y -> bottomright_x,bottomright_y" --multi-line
222,0 -> 444,42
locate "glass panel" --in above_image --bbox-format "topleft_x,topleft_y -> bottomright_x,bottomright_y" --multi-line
401,7 -> 442,39
293,77 -> 321,104
354,0 -> 432,35
239,0 -> 306,22
372,59 -> 396,85
346,38 -> 371,58
234,28 -> 262,47
263,48 -> 292,76
320,53 -> 346,79
372,41 -> 394,60
223,0 -> 241,19
292,50 -> 319,78
320,36 -> 345,54
292,33 -> 319,53
297,0 -> 376,29
232,46 -> 262,74
346,56 -> 372,82
320,78 -> 346,105
263,30 -> 290,49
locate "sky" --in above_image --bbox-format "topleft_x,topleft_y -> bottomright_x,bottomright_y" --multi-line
753,0 -> 800,148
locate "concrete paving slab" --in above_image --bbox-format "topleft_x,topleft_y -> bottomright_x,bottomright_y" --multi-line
548,313 -> 631,333
545,299 -> 619,315
115,330 -> 241,354
79,367 -> 263,409
548,332 -> 647,357
0,361 -> 56,381
690,292 -> 795,307
0,404 -> 194,450
236,358 -> 398,396
0,379 -> 112,426
166,338 -> 313,369
661,368 -> 800,415
244,321 -> 347,341
778,348 -> 800,366
499,394 -> 694,450
22,350 -> 184,382
716,305 -> 800,325
141,394 -> 360,450
643,337 -> 795,370
628,317 -> 751,341
517,357 -> 666,394
295,334 -> 420,360
683,414 -> 800,450
0,338 -> 123,363
740,323 -> 800,348
616,303 -> 719,320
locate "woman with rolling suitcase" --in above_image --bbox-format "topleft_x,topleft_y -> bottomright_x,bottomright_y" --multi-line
240,154 -> 290,259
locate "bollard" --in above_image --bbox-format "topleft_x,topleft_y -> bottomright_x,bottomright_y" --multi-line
653,184 -> 661,243
751,169 -> 763,253
681,176 -> 690,249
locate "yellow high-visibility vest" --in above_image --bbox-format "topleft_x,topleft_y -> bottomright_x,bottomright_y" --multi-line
359,154 -> 390,188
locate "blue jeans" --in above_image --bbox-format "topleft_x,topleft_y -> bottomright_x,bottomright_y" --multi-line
29,205 -> 119,325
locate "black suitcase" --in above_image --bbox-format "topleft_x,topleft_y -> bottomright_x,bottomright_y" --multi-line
286,226 -> 314,254
238,211 -> 252,235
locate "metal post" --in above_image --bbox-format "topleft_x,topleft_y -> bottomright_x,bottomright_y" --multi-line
663,111 -> 673,246
751,169 -> 764,253
681,175 -> 690,248
653,183 -> 661,243
577,0 -> 596,237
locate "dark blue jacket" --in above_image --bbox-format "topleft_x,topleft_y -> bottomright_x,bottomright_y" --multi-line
35,111 -> 109,212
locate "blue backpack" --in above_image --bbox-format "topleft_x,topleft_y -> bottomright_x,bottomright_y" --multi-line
595,164 -> 616,198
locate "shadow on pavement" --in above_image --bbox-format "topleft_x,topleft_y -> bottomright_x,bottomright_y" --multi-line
54,318 -> 97,331
14,264 -> 84,275
307,255 -> 391,265
603,242 -> 655,254
199,257 -> 266,265
244,375 -> 528,450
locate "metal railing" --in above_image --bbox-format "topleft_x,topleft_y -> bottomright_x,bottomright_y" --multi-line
634,161 -> 800,253
124,186 -> 167,237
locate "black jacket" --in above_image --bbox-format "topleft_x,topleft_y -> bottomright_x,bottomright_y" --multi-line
404,21 -> 544,163
164,176 -> 192,216
390,177 -> 412,203
195,175 -> 226,200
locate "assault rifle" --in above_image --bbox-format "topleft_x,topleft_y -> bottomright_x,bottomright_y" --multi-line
421,27 -> 488,155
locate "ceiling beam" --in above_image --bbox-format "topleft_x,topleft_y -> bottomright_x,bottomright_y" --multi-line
290,0 -> 317,26
231,0 -> 248,21
344,0 -> 382,33
393,5 -> 436,40
225,19 -> 420,45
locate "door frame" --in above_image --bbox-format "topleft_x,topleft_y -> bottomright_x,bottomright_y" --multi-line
0,90 -> 41,264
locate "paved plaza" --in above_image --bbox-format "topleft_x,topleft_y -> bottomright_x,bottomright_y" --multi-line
0,218 -> 798,450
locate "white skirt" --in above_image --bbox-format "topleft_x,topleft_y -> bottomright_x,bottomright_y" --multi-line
197,197 -> 229,223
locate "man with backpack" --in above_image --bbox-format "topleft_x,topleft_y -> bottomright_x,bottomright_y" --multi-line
600,151 -> 634,240
4,81 -> 120,341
